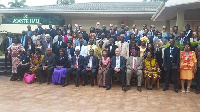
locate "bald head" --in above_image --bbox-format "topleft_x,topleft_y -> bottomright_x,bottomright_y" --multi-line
115,48 -> 120,57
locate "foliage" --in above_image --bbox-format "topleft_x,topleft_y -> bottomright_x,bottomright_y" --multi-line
57,0 -> 75,4
8,0 -> 26,8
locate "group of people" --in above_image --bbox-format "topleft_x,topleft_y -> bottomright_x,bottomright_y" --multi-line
1,22 -> 200,94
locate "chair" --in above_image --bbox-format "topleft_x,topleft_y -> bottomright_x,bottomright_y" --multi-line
144,78 -> 160,89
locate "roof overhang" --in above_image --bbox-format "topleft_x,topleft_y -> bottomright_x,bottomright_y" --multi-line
152,0 -> 200,21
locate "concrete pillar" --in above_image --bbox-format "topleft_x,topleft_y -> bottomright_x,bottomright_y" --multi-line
166,20 -> 170,32
176,10 -> 185,32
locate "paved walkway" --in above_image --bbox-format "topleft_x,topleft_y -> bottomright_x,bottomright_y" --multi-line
0,77 -> 200,112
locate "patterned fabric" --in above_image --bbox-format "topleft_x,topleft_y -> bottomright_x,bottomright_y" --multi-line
180,51 -> 197,70
139,46 -> 146,58
7,43 -> 25,73
94,46 -> 103,60
142,58 -> 161,79
30,55 -> 44,73
98,57 -> 111,86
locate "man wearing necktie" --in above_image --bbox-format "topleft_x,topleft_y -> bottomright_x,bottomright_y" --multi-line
63,49 -> 84,87
52,36 -> 66,56
81,49 -> 99,87
1,32 -> 13,72
106,48 -> 126,92
126,51 -> 143,92
163,38 -> 180,93
20,31 -> 28,47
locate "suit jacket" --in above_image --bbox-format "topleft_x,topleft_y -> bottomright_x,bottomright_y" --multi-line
35,27 -> 44,35
83,55 -> 99,69
81,31 -> 89,42
110,56 -> 126,71
71,55 -> 84,69
75,45 -> 88,57
115,30 -> 121,36
1,37 -> 10,53
26,30 -> 33,37
105,44 -> 118,58
55,55 -> 68,68
42,42 -> 53,54
52,41 -> 67,56
25,43 -> 35,54
65,47 -> 75,57
164,46 -> 180,69
126,56 -> 142,70
42,53 -> 55,67
47,28 -> 56,39
19,35 -> 29,46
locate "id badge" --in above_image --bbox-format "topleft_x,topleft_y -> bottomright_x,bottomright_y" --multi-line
185,57 -> 189,61
170,55 -> 173,58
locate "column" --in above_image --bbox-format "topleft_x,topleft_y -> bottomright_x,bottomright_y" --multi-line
176,10 -> 185,32
165,20 -> 170,32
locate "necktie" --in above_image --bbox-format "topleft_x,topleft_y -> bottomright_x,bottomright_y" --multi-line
22,36 -> 25,45
133,58 -> 136,70
58,42 -> 60,48
80,45 -> 82,51
75,56 -> 78,67
9,38 -> 12,46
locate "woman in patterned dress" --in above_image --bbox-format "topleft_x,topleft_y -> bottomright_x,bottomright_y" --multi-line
143,51 -> 161,90
98,49 -> 111,87
7,37 -> 25,81
180,43 -> 197,93
29,48 -> 44,73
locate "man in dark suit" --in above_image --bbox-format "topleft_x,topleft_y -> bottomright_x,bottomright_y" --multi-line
63,49 -> 84,87
65,41 -> 74,62
80,27 -> 89,42
113,25 -> 121,36
106,48 -> 127,92
42,35 -> 53,54
26,25 -> 33,37
47,24 -> 55,40
163,38 -> 180,93
105,38 -> 118,58
52,36 -> 66,56
19,30 -> 29,47
35,23 -> 43,35
37,48 -> 55,85
81,49 -> 99,87
185,24 -> 193,40
54,25 -> 61,36
1,32 -> 12,72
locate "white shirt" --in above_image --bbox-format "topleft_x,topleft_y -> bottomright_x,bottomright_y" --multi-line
75,45 -> 88,57
115,56 -> 120,68
53,35 -> 64,43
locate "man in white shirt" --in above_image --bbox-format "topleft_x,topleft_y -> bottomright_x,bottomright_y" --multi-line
75,39 -> 88,57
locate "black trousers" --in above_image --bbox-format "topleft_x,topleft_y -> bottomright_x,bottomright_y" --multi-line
65,68 -> 82,84
81,69 -> 97,84
37,66 -> 55,82
107,68 -> 126,87
196,67 -> 200,91
17,64 -> 29,79
5,53 -> 12,70
165,68 -> 178,90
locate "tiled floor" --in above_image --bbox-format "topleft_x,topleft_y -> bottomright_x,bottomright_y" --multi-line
0,76 -> 200,112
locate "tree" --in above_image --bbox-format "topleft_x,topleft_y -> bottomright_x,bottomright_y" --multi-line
8,0 -> 26,8
57,0 -> 75,5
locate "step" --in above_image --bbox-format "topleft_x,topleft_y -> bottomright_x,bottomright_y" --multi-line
0,71 -> 12,76
0,66 -> 11,71
0,62 -> 11,66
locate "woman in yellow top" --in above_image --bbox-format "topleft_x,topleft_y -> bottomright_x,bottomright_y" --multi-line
180,43 -> 197,93
30,48 -> 44,73
95,40 -> 104,59
139,36 -> 149,58
143,51 -> 161,90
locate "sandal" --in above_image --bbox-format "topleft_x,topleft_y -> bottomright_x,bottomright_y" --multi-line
181,89 -> 185,93
186,88 -> 190,93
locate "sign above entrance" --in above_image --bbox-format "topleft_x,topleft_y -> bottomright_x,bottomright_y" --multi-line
12,14 -> 40,24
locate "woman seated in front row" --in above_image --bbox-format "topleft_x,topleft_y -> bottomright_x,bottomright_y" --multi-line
30,48 -> 44,74
143,51 -> 161,90
52,48 -> 68,85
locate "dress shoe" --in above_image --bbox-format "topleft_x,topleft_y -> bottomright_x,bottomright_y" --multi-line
47,82 -> 50,85
195,90 -> 200,94
137,86 -> 142,92
10,78 -> 16,81
75,83 -> 79,87
163,88 -> 168,91
62,82 -> 68,87
91,83 -> 94,87
127,85 -> 130,90
106,86 -> 111,90
122,87 -> 127,92
17,78 -> 22,81
174,89 -> 178,93
82,83 -> 87,86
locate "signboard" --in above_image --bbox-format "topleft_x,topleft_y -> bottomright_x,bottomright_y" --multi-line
12,14 -> 40,24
